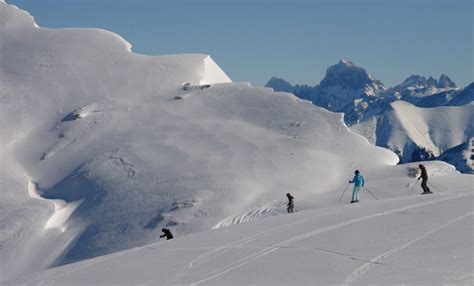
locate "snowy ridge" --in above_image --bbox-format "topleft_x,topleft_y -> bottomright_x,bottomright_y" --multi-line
392,74 -> 457,98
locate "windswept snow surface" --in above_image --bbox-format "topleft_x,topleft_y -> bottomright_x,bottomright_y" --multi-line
0,1 -> 403,280
6,163 -> 474,285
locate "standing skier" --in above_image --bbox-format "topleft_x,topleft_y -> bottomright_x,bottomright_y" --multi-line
286,193 -> 295,213
417,164 -> 432,194
160,228 -> 174,240
349,170 -> 365,203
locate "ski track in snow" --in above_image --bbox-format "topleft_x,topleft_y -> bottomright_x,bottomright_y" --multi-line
187,208 -> 338,268
189,191 -> 473,286
341,211 -> 474,285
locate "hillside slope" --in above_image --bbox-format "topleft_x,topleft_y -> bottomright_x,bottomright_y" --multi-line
7,162 -> 473,285
0,1 -> 399,280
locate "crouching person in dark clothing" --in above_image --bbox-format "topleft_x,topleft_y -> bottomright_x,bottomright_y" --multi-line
160,228 -> 174,240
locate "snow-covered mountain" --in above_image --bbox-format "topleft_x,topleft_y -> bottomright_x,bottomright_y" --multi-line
266,60 -> 386,114
265,77 -> 295,93
316,60 -> 385,111
265,62 -> 473,172
409,82 -> 474,107
350,101 -> 474,164
0,1 -> 402,280
265,61 -> 466,125
392,74 -> 456,98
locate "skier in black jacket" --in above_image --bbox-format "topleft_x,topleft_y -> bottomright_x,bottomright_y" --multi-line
160,228 -> 174,240
286,193 -> 295,213
418,164 -> 432,194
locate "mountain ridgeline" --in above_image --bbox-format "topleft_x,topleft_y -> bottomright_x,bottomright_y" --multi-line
266,61 -> 474,172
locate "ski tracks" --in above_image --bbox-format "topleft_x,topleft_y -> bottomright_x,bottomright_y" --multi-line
188,208 -> 337,268
341,211 -> 474,285
189,192 -> 473,286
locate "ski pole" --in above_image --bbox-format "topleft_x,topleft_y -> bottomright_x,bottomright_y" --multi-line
363,186 -> 378,200
338,183 -> 350,202
408,180 -> 419,196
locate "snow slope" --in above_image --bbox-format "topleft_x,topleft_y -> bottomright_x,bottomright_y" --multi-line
351,101 -> 474,163
6,162 -> 473,285
0,1 -> 400,280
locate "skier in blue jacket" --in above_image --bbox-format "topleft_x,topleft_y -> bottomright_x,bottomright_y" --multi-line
349,170 -> 365,203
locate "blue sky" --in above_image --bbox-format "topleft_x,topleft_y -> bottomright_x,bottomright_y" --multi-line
8,0 -> 473,87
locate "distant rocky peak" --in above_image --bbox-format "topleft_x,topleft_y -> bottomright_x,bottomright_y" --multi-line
339,59 -> 355,66
320,60 -> 384,91
398,74 -> 456,90
438,74 -> 456,88
265,76 -> 294,92
267,76 -> 285,84
427,76 -> 438,87
401,75 -> 430,87
326,59 -> 359,75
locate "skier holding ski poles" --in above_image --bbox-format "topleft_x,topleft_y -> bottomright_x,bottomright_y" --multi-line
417,164 -> 433,195
348,170 -> 365,203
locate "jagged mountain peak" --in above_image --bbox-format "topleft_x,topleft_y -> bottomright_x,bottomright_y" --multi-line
338,59 -> 355,66
264,76 -> 294,92
325,59 -> 365,76
267,76 -> 289,83
321,60 -> 383,90
397,74 -> 457,91
438,74 -> 456,88
427,76 -> 438,87
401,75 -> 432,86
265,61 -> 467,122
